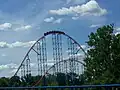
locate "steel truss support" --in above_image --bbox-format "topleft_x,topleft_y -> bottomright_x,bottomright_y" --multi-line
41,37 -> 47,75
67,38 -> 79,73
26,55 -> 31,76
21,64 -> 24,78
73,43 -> 79,75
37,42 -> 42,76
21,63 -> 25,77
41,37 -> 47,86
67,38 -> 73,73
52,34 -> 63,73
58,34 -> 63,73
67,37 -> 80,85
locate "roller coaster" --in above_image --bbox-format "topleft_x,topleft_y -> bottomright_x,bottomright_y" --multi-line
14,31 -> 87,86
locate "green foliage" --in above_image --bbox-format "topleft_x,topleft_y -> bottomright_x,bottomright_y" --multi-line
9,76 -> 21,86
56,73 -> 66,86
0,77 -> 9,87
0,73 -> 84,87
84,24 -> 120,84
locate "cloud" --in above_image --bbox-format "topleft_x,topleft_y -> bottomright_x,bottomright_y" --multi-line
114,27 -> 120,35
81,45 -> 87,49
0,41 -> 36,48
76,44 -> 87,50
115,32 -> 120,36
44,17 -> 63,24
0,65 -> 8,70
90,24 -> 101,28
66,0 -> 86,4
116,27 -> 120,31
72,16 -> 79,20
0,22 -> 32,31
49,0 -> 107,16
0,23 -> 12,30
1,54 -> 7,57
53,18 -> 63,24
0,63 -> 18,70
44,17 -> 54,23
14,25 -> 32,31
0,63 -> 18,76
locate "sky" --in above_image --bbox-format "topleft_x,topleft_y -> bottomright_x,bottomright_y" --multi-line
0,0 -> 120,77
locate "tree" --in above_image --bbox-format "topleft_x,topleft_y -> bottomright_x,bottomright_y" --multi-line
9,76 -> 21,86
111,34 -> 120,83
56,73 -> 66,86
0,77 -> 9,87
84,24 -> 119,84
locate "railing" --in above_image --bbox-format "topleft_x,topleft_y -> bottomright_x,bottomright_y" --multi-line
0,84 -> 120,90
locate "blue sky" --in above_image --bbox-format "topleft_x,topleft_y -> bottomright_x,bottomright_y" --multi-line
0,0 -> 120,77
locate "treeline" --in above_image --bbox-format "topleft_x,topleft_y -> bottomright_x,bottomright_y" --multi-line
0,73 -> 84,87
